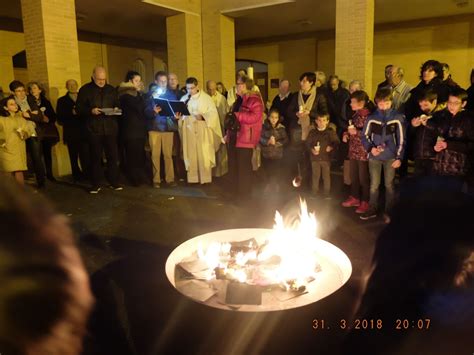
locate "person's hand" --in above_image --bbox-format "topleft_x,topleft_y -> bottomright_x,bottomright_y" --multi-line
269,136 -> 276,145
91,107 -> 101,115
371,147 -> 380,156
22,111 -> 31,119
326,146 -> 333,153
348,127 -> 357,135
42,115 -> 49,123
420,115 -> 429,126
411,117 -> 421,127
175,112 -> 182,120
391,159 -> 401,168
153,105 -> 162,115
31,110 -> 39,115
312,148 -> 320,156
434,141 -> 447,152
342,134 -> 348,143
72,107 -> 77,115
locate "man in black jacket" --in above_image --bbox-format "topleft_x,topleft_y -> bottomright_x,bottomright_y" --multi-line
57,79 -> 90,182
76,67 -> 121,193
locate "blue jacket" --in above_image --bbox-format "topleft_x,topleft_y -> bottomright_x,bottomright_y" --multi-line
361,108 -> 406,161
145,89 -> 178,132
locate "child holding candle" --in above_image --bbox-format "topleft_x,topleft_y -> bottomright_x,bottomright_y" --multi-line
306,113 -> 339,198
341,90 -> 373,213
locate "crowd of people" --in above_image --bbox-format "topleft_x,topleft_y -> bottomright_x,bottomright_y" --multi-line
1,60 -> 473,220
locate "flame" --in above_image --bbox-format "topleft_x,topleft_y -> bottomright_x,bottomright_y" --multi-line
198,199 -> 320,288
258,199 -> 319,287
292,176 -> 302,187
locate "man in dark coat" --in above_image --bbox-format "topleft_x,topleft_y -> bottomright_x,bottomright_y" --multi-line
56,79 -> 90,182
76,66 -> 121,193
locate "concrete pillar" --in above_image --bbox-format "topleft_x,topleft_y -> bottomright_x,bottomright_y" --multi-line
335,0 -> 374,96
166,13 -> 204,85
20,0 -> 82,176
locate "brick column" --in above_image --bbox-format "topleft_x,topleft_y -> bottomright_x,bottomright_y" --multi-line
166,13 -> 204,84
21,0 -> 82,176
202,2 -> 235,90
335,0 -> 374,96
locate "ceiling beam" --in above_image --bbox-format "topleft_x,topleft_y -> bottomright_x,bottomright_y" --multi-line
236,13 -> 474,45
220,0 -> 296,14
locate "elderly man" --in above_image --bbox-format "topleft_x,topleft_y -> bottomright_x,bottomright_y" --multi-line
76,66 -> 121,193
168,73 -> 186,100
270,79 -> 293,129
178,77 -> 222,184
388,66 -> 412,113
56,79 -> 90,182
206,80 -> 229,177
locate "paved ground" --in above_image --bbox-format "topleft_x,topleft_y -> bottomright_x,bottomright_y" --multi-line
35,172 -> 387,354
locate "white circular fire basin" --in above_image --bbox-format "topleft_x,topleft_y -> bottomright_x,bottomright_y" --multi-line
166,228 -> 352,312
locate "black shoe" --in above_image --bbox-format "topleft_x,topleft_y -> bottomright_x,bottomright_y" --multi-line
110,185 -> 123,191
88,186 -> 101,194
168,181 -> 178,187
360,207 -> 377,220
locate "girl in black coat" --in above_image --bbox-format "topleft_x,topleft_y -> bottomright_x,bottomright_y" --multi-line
118,71 -> 148,186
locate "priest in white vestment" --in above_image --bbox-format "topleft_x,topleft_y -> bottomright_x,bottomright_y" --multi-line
177,77 -> 222,184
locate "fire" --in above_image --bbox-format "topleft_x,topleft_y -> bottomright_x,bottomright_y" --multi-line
197,199 -> 320,289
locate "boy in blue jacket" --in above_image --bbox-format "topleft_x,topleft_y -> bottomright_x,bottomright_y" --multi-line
360,88 -> 406,222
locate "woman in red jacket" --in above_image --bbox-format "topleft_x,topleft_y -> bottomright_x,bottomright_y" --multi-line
227,75 -> 263,199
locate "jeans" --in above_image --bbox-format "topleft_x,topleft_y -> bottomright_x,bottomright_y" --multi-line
369,159 -> 396,212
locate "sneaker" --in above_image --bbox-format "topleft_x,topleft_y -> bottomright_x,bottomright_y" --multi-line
342,196 -> 360,207
383,213 -> 391,224
154,183 -> 161,189
355,201 -> 369,214
88,186 -> 101,194
110,185 -> 123,191
360,207 -> 377,220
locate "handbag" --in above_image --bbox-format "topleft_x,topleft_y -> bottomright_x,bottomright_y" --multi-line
224,112 -> 240,132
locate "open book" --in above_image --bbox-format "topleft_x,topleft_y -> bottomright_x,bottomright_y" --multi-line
154,98 -> 190,116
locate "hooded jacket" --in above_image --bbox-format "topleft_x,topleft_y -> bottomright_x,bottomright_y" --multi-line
433,109 -> 474,177
361,108 -> 406,161
118,82 -> 147,140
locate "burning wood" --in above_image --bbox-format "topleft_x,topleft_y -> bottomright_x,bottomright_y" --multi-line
174,200 -> 324,306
